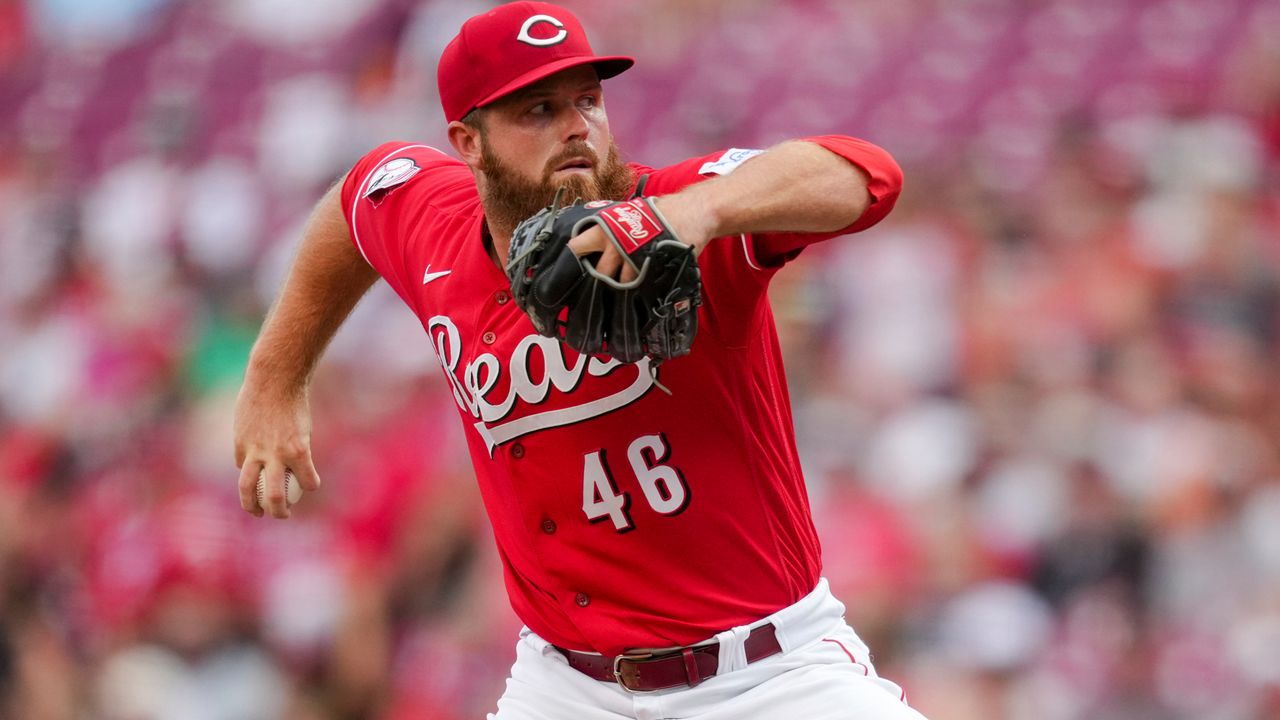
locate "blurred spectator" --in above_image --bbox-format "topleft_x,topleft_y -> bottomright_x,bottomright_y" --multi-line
32,0 -> 174,47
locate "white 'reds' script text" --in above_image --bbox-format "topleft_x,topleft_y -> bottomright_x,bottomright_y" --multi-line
427,311 -> 655,450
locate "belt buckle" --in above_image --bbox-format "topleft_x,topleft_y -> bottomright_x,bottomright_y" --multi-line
612,651 -> 655,694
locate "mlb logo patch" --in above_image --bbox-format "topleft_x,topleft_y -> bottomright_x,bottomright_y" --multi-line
698,148 -> 764,176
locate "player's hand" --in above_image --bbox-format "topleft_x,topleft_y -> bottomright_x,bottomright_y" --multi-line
233,380 -> 321,519
566,193 -> 715,281
567,224 -> 637,283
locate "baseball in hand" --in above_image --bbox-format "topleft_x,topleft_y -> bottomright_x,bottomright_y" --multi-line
257,468 -> 303,507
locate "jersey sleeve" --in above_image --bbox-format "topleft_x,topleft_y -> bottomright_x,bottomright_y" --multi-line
749,135 -> 903,267
642,136 -> 903,270
633,137 -> 902,348
340,141 -> 474,303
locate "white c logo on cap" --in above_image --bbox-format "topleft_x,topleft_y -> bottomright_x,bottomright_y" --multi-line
517,14 -> 568,46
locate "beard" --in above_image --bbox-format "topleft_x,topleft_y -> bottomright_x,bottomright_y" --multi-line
479,139 -> 635,239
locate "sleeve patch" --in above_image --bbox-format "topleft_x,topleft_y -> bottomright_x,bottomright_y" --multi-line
697,148 -> 764,176
363,157 -> 422,204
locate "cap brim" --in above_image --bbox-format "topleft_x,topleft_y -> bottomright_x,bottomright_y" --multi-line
472,55 -> 635,113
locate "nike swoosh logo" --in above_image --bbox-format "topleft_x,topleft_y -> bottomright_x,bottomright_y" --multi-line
423,266 -> 452,285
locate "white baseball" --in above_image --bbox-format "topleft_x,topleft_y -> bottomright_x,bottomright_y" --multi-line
257,468 -> 303,507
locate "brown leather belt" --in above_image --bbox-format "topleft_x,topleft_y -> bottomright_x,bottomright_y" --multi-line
554,623 -> 782,693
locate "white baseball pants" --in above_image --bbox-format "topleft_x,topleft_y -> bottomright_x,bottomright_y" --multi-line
488,579 -> 930,720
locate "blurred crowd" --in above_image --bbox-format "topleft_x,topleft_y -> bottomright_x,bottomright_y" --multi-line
0,0 -> 1278,718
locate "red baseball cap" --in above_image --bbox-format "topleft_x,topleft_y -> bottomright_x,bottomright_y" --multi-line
438,2 -> 635,122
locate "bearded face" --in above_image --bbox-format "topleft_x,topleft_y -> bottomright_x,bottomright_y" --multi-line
478,135 -> 635,240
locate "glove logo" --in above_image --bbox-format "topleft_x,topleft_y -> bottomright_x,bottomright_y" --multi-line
599,200 -> 663,253
517,14 -> 568,47
612,206 -> 651,240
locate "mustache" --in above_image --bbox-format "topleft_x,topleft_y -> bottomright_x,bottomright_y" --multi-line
479,138 -> 634,240
543,143 -> 601,179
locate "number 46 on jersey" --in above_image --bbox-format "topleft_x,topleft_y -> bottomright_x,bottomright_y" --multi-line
582,433 -> 689,533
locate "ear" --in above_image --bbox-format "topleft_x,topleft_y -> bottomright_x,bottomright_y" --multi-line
448,121 -> 483,168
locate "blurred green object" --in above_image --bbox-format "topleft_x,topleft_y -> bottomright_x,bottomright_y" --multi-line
185,311 -> 258,395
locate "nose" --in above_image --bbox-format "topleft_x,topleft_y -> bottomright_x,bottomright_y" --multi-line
560,105 -> 590,143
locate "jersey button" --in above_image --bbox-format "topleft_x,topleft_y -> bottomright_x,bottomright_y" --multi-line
495,290 -> 511,305
482,331 -> 497,345
575,592 -> 590,607
510,443 -> 525,459
541,518 -> 557,534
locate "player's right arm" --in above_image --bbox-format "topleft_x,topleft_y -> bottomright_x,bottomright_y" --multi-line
234,178 -> 379,519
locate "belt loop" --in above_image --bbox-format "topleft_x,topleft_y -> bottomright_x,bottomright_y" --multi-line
681,648 -> 701,687
714,625 -> 750,675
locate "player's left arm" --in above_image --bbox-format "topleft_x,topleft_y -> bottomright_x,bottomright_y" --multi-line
580,137 -> 902,278
659,137 -> 899,244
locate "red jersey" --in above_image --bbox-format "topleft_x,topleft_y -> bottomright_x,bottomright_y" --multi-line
340,138 -> 902,656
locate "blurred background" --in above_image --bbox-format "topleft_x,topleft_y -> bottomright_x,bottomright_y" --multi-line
0,0 -> 1278,718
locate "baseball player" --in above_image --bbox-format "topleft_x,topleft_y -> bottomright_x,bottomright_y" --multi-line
234,2 -> 919,718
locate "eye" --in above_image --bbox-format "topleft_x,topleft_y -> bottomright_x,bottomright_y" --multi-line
577,94 -> 598,110
527,102 -> 551,116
